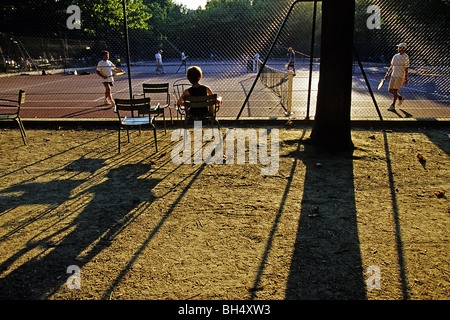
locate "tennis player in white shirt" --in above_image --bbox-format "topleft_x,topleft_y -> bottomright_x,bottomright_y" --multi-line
384,42 -> 409,112
96,51 -> 123,105
155,50 -> 165,74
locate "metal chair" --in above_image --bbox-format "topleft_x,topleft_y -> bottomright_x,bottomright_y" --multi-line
182,94 -> 221,130
172,79 -> 192,125
135,83 -> 172,133
114,98 -> 158,153
0,89 -> 27,145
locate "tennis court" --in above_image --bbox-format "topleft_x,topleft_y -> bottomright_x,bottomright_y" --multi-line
264,59 -> 450,120
350,63 -> 450,120
0,60 -> 285,120
1,58 -> 448,121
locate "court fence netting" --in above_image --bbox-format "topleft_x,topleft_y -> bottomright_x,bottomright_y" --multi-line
0,0 -> 448,121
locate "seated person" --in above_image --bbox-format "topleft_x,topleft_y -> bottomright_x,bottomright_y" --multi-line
177,66 -> 220,119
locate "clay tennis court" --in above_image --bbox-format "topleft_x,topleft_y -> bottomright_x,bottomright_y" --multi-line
0,60 -> 449,121
0,62 -> 287,121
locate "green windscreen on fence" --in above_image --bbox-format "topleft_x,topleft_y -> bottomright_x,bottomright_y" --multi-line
0,0 -> 448,120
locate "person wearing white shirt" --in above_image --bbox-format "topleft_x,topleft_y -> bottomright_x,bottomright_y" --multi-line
384,42 -> 409,111
287,47 -> 296,76
155,50 -> 165,74
253,52 -> 260,73
96,51 -> 123,105
177,51 -> 187,73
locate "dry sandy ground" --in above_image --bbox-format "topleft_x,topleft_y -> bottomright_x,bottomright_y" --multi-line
0,123 -> 448,300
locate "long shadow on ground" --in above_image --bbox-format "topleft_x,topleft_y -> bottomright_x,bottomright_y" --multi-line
284,141 -> 367,299
0,162 -> 159,299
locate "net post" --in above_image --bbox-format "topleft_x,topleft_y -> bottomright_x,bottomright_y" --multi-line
236,0 -> 302,121
287,70 -> 294,116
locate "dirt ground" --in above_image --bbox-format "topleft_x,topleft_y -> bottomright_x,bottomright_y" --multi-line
0,123 -> 448,300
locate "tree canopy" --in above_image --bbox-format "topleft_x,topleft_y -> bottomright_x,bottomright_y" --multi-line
1,0 -> 448,61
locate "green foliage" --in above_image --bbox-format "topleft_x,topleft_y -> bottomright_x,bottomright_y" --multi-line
1,0 -> 448,62
0,0 -> 151,37
76,0 -> 151,34
354,0 -> 450,63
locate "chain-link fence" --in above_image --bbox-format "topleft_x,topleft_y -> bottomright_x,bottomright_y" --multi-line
353,0 -> 450,120
0,0 -> 448,120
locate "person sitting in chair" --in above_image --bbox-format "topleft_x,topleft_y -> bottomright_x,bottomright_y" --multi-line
177,66 -> 220,119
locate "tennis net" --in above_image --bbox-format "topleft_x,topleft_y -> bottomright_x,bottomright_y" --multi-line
257,60 -> 293,114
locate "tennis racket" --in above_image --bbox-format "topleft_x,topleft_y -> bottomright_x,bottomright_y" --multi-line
377,79 -> 385,90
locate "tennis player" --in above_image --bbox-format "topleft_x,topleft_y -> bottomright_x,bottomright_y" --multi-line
384,42 -> 409,111
96,51 -> 123,105
287,47 -> 296,76
155,50 -> 165,74
253,52 -> 260,73
177,51 -> 187,73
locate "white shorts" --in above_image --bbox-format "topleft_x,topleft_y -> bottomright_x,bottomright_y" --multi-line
389,77 -> 404,90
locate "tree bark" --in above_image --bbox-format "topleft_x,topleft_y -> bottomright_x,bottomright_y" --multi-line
309,0 -> 355,150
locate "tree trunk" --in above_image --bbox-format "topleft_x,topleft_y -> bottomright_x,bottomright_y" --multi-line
309,0 -> 355,150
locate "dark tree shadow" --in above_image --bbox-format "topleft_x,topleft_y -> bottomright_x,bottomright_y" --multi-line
0,161 -> 160,299
424,129 -> 450,157
284,141 -> 366,299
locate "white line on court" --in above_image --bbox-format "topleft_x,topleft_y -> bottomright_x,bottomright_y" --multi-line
25,100 -> 95,103
0,78 -> 73,94
21,106 -> 110,109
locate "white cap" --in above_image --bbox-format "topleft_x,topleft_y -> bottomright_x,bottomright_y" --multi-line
396,42 -> 407,49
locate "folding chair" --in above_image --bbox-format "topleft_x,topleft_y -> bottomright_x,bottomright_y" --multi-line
182,94 -> 221,130
0,89 -> 27,145
134,83 -> 172,133
172,79 -> 192,126
114,98 -> 158,153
